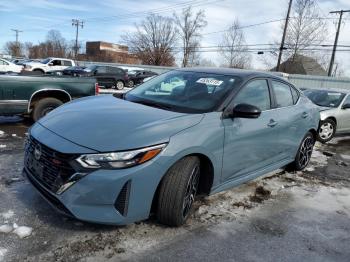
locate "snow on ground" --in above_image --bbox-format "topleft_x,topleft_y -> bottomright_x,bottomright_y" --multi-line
0,145 -> 6,149
327,136 -> 350,145
0,225 -> 13,233
0,248 -> 7,262
1,210 -> 14,219
12,225 -> 33,239
0,131 -> 4,137
340,154 -> 350,161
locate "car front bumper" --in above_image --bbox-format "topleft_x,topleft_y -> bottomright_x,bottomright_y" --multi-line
24,125 -> 167,225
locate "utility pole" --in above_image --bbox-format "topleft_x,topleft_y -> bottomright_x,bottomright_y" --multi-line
328,10 -> 350,77
72,19 -> 84,58
276,0 -> 293,72
11,29 -> 23,57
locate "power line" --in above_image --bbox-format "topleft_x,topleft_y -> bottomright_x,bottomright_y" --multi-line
328,10 -> 350,76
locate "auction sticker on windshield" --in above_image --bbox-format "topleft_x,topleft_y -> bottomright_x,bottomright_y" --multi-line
196,78 -> 223,86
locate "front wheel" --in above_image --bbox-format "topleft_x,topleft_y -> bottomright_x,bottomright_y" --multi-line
288,132 -> 315,171
32,98 -> 63,121
317,119 -> 336,143
128,80 -> 134,88
157,156 -> 200,226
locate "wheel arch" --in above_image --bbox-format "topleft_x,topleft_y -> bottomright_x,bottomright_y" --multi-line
150,152 -> 215,214
325,116 -> 337,126
28,89 -> 71,113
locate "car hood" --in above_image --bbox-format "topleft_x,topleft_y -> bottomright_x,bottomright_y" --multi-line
38,95 -> 204,152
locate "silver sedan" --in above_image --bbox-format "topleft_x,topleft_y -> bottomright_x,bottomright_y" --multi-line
303,88 -> 350,143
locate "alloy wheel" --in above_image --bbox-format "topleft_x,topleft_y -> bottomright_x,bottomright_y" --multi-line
319,122 -> 334,140
182,165 -> 200,218
298,136 -> 314,169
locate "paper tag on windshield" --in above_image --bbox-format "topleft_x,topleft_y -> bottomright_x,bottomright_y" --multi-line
196,78 -> 223,86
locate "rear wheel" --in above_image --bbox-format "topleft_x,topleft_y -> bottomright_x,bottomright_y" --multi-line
32,98 -> 63,121
114,80 -> 124,90
157,156 -> 200,226
288,132 -> 315,171
317,119 -> 336,143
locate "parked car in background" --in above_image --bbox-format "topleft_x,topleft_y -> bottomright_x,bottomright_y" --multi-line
303,88 -> 350,142
0,75 -> 98,121
83,65 -> 129,89
23,57 -> 75,74
62,66 -> 87,76
127,70 -> 158,87
0,58 -> 23,73
11,58 -> 40,65
23,68 -> 319,227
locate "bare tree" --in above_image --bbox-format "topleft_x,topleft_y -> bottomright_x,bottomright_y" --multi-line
198,58 -> 216,67
219,20 -> 251,69
27,30 -> 69,58
3,41 -> 24,57
122,14 -> 178,66
284,0 -> 327,60
174,6 -> 207,67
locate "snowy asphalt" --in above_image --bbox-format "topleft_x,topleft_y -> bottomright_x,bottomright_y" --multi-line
0,116 -> 349,262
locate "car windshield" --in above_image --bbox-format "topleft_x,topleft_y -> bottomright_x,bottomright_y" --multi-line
125,70 -> 241,113
40,58 -> 51,64
303,89 -> 346,108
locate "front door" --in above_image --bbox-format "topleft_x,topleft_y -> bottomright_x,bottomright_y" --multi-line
222,79 -> 282,182
338,95 -> 350,132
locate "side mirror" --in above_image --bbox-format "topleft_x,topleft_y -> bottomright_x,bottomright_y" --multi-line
230,103 -> 262,119
48,62 -> 53,66
342,103 -> 350,110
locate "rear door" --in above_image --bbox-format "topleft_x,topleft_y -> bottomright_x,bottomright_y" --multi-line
337,94 -> 350,132
221,79 -> 283,182
269,80 -> 306,158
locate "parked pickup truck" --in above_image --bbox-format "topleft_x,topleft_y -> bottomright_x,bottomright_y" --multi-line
0,75 -> 98,121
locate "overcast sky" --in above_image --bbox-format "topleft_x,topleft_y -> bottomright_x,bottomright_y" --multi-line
1,0 -> 349,76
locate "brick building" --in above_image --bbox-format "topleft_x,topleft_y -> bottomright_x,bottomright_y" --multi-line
79,41 -> 140,64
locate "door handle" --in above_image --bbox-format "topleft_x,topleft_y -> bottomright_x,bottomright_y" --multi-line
302,112 -> 309,118
267,119 -> 278,127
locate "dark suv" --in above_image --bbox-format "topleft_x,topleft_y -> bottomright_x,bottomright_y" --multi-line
64,65 -> 129,89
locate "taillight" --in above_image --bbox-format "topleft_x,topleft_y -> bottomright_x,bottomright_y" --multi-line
95,83 -> 100,95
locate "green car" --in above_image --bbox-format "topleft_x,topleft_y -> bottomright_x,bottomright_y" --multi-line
0,75 -> 98,121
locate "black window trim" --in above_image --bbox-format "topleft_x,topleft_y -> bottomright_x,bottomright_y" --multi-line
223,77 -> 273,116
268,78 -> 300,109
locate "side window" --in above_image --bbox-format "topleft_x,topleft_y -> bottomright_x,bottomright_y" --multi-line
51,60 -> 62,66
0,60 -> 9,65
343,95 -> 350,105
96,66 -> 107,74
272,81 -> 294,107
63,60 -> 72,66
233,80 -> 271,111
291,86 -> 300,104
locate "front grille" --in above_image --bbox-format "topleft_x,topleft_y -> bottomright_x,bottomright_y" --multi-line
24,135 -> 77,193
114,180 -> 131,216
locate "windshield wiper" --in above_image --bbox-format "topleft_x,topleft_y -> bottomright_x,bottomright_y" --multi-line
134,100 -> 172,110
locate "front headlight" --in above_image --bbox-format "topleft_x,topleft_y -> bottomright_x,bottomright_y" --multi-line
76,144 -> 166,169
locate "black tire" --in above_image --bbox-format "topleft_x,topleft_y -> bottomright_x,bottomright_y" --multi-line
317,119 -> 336,143
33,69 -> 44,74
157,156 -> 201,226
288,132 -> 315,171
128,80 -> 134,88
32,98 -> 63,121
114,80 -> 124,90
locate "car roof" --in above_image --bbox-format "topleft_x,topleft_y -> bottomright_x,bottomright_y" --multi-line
175,67 -> 287,81
302,87 -> 350,94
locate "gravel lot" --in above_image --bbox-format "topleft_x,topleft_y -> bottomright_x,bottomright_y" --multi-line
0,116 -> 349,262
